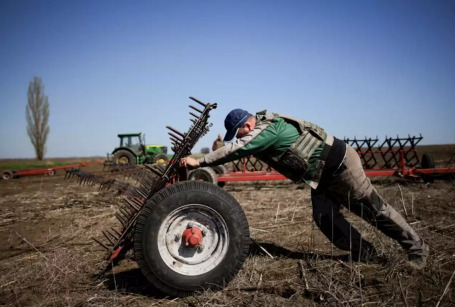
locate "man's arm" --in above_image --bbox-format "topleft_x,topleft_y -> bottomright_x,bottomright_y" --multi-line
184,120 -> 277,169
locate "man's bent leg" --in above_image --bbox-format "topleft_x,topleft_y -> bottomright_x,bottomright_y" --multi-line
311,188 -> 376,259
334,145 -> 429,259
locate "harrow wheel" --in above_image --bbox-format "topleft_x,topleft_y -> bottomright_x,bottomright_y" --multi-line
134,181 -> 250,297
421,153 -> 435,183
2,170 -> 13,180
188,167 -> 218,185
212,165 -> 227,187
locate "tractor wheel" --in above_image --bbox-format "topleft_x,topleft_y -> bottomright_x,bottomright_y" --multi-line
2,170 -> 13,180
153,153 -> 169,164
211,165 -> 227,187
421,153 -> 435,183
113,150 -> 136,165
188,167 -> 218,185
134,181 -> 250,297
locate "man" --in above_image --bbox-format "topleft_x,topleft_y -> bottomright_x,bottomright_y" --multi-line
212,133 -> 224,151
184,108 -> 429,269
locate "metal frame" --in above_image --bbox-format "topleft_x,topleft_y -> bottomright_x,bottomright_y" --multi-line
216,135 -> 455,182
2,160 -> 103,180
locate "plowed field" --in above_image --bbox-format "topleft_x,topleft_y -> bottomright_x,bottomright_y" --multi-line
1,147 -> 454,306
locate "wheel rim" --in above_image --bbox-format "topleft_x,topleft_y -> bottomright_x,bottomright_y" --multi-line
194,173 -> 210,181
156,158 -> 167,165
157,204 -> 229,276
117,156 -> 129,164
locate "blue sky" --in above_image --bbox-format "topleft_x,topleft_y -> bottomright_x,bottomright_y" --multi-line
1,0 -> 454,158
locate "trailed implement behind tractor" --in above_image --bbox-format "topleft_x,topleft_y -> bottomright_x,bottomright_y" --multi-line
65,97 -> 250,297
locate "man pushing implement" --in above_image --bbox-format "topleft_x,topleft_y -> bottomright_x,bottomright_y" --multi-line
184,108 -> 429,269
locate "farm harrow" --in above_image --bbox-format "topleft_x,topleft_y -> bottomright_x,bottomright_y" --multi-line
65,97 -> 250,297
190,134 -> 454,185
343,134 -> 423,170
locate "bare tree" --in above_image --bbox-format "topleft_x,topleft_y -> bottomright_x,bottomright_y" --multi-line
26,76 -> 50,160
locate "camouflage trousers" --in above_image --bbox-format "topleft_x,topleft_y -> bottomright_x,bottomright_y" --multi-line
312,144 -> 429,257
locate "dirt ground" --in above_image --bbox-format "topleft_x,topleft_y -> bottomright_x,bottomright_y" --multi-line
1,161 -> 455,306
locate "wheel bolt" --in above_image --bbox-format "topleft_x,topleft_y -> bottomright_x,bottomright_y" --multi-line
187,222 -> 194,228
201,228 -> 207,236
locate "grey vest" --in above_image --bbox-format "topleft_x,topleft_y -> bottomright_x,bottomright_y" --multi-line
255,111 -> 331,188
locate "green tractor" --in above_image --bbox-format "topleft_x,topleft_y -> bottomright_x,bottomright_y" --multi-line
111,133 -> 170,165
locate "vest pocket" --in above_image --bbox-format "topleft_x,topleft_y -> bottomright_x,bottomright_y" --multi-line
274,148 -> 309,182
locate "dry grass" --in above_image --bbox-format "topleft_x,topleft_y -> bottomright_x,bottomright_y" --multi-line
1,165 -> 455,306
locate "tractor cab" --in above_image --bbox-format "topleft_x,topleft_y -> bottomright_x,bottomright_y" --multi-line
117,133 -> 145,155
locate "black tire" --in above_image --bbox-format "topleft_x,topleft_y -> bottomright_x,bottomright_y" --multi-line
211,165 -> 227,187
188,167 -> 218,185
113,150 -> 136,165
2,170 -> 13,180
420,153 -> 435,183
421,154 -> 435,169
134,181 -> 250,297
153,153 -> 169,164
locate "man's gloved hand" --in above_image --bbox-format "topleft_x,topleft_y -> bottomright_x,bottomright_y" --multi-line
183,157 -> 200,170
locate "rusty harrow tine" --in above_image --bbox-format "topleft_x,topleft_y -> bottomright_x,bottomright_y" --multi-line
143,164 -> 165,177
189,96 -> 208,107
168,132 -> 184,141
189,105 -> 203,114
138,179 -> 153,193
119,206 -> 133,219
101,230 -> 116,246
167,132 -> 183,144
115,213 -> 127,226
141,174 -> 155,187
119,203 -> 135,218
111,228 -> 122,237
124,198 -> 141,212
112,179 -> 131,195
105,229 -> 120,241
98,179 -> 114,191
138,175 -> 154,187
120,203 -> 136,216
128,196 -> 145,207
123,200 -> 142,215
92,237 -> 111,250
128,166 -> 143,178
189,112 -> 200,119
169,138 -> 183,148
134,187 -> 148,199
166,126 -> 186,138
123,187 -> 143,200
64,168 -> 76,179
118,205 -> 130,216
100,179 -> 115,191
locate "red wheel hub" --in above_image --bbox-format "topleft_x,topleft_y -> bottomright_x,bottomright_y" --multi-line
182,227 -> 203,247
